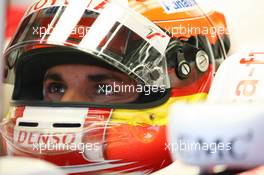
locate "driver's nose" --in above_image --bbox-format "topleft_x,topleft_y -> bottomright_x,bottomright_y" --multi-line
60,89 -> 89,102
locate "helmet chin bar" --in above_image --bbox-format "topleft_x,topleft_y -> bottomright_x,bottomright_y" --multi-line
2,106 -> 109,163
1,105 -> 173,174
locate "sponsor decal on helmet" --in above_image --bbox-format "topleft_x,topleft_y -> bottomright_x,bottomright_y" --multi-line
14,129 -> 80,148
13,129 -> 102,154
159,0 -> 197,14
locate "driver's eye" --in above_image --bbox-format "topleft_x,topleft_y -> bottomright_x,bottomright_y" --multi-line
47,83 -> 66,94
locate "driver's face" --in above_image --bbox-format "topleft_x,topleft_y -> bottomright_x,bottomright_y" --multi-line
43,64 -> 140,103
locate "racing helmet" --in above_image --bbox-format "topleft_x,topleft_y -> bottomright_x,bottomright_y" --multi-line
1,0 -> 230,174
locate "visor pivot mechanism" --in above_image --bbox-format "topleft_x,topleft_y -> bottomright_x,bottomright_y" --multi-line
195,50 -> 209,73
172,42 -> 209,80
175,49 -> 191,80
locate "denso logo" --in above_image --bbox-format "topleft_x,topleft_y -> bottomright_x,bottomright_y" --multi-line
14,130 -> 77,147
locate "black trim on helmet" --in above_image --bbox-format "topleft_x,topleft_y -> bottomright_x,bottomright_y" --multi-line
10,88 -> 171,109
12,46 -> 171,108
13,47 -> 125,100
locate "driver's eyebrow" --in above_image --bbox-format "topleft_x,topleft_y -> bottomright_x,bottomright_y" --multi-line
87,74 -> 123,82
44,73 -> 63,82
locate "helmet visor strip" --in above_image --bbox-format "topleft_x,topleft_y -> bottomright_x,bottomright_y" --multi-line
5,0 -> 171,88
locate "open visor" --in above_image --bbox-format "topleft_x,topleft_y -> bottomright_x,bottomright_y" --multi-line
4,1 -> 171,106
